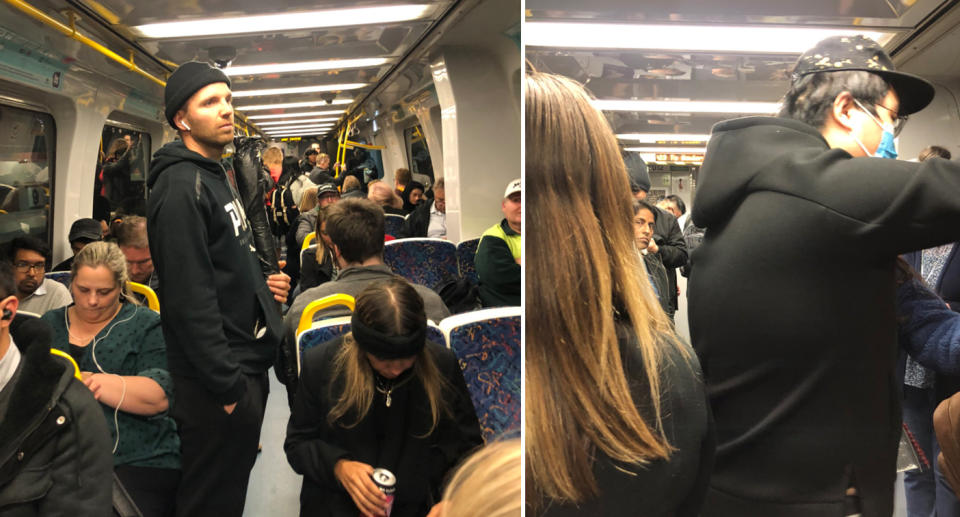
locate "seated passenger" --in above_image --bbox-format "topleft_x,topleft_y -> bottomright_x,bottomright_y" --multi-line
285,278 -> 482,517
296,184 -> 341,247
52,218 -> 103,271
284,199 -> 451,347
401,177 -> 445,239
426,439 -> 521,517
341,175 -> 364,199
114,215 -> 159,294
9,236 -> 71,315
401,181 -> 425,215
42,242 -> 180,517
633,200 -> 670,315
525,70 -> 713,516
0,260 -> 114,515
298,206 -> 338,293
475,179 -> 521,307
368,181 -> 405,216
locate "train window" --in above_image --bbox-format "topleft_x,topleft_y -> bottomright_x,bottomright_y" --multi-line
0,105 -> 55,249
95,125 -> 151,218
404,124 -> 434,185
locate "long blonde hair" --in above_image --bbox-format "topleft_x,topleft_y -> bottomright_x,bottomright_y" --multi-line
327,278 -> 449,434
525,71 -> 683,508
70,241 -> 138,305
441,440 -> 521,517
300,186 -> 319,212
367,181 -> 402,209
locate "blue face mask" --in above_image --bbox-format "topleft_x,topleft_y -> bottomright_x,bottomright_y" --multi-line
850,99 -> 898,159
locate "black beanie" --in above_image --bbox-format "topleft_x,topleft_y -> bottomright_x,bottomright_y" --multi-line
164,62 -> 231,129
623,151 -> 650,193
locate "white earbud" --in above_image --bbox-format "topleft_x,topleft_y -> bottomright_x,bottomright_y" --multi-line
181,121 -> 191,131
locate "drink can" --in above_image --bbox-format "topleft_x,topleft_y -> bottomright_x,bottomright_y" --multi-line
371,468 -> 396,517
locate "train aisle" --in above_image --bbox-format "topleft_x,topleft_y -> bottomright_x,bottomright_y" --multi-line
244,370 -> 302,517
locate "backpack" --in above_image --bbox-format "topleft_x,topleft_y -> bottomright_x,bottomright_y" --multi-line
436,276 -> 480,315
270,180 -> 298,237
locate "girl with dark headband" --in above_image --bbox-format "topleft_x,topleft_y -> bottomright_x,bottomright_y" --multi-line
285,277 -> 482,517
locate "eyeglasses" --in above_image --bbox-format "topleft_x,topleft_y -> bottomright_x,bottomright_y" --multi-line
874,103 -> 908,137
14,261 -> 45,273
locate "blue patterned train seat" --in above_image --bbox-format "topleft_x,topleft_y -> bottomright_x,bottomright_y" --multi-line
45,271 -> 71,287
440,307 -> 521,442
384,214 -> 406,237
456,238 -> 480,285
383,238 -> 458,290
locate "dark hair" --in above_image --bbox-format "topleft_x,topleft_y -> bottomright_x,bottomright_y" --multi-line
305,149 -> 319,157
632,200 -> 658,221
664,195 -> 686,215
395,168 -> 412,186
9,236 -> 50,262
356,277 -> 426,338
324,199 -> 385,263
279,156 -> 301,186
779,71 -> 889,129
919,145 -> 951,161
0,261 -> 14,298
402,181 -> 425,212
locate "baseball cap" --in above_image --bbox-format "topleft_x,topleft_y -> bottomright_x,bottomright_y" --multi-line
504,179 -> 521,198
68,218 -> 103,243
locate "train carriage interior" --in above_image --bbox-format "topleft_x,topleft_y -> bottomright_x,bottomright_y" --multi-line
0,0 -> 518,514
526,1 -> 960,514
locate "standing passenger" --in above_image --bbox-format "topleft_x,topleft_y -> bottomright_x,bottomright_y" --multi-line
525,70 -> 713,516
146,61 -> 290,517
686,35 -> 960,515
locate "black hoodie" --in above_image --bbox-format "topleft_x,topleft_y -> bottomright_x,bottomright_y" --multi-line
147,141 -> 281,405
689,116 -> 960,516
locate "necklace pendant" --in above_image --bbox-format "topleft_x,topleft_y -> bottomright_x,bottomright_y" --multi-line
386,392 -> 392,407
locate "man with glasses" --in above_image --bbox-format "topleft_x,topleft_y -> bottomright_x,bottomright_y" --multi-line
687,35 -> 960,516
401,177 -> 446,238
8,236 -> 71,315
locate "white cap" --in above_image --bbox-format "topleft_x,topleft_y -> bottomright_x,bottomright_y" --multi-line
504,178 -> 521,198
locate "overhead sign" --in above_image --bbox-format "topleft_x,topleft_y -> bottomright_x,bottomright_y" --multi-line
656,153 -> 704,163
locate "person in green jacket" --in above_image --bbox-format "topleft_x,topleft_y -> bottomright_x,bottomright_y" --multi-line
475,179 -> 521,307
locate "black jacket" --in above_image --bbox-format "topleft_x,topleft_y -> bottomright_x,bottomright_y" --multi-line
0,317 -> 113,516
537,324 -> 713,517
652,207 -> 687,316
400,200 -> 434,238
147,141 -> 283,405
285,338 -> 482,517
689,116 -> 960,516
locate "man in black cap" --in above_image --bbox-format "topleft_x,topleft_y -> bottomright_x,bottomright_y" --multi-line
146,60 -> 290,516
688,35 -> 960,516
51,218 -> 102,272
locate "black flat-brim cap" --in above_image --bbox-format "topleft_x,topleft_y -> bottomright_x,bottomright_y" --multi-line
792,35 -> 935,116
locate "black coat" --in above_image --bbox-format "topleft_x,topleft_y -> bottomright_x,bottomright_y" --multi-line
537,323 -> 714,517
689,116 -> 960,516
400,200 -> 433,238
652,208 -> 687,316
0,316 -> 113,516
285,338 -> 483,517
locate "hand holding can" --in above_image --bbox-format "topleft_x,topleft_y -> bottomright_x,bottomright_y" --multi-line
333,460 -> 387,516
371,468 -> 396,517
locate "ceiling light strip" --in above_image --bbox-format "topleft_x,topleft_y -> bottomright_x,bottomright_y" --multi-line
232,83 -> 367,98
264,125 -> 335,132
595,99 -> 780,114
526,22 -> 896,54
225,58 -> 390,76
624,147 -> 708,153
236,99 -> 353,111
132,5 -> 433,39
246,110 -> 347,120
257,118 -> 341,126
617,133 -> 711,143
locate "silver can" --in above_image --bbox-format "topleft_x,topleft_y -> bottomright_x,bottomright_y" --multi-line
371,468 -> 396,517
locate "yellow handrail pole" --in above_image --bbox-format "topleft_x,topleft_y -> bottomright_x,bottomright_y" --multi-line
4,0 -> 166,87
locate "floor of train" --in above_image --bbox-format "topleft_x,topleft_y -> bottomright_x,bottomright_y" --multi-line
243,278 -> 907,515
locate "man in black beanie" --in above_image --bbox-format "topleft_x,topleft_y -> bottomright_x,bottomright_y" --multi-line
146,61 -> 290,516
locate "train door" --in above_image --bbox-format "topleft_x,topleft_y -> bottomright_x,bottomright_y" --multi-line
0,102 -> 55,249
94,123 -> 152,219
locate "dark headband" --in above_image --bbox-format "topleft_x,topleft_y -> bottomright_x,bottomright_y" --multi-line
351,314 -> 425,359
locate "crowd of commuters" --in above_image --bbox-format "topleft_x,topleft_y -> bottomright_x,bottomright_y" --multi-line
0,59 -> 519,516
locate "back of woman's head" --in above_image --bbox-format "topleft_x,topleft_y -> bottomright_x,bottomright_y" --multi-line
71,241 -> 135,302
343,175 -> 361,192
368,181 -> 402,209
525,70 -> 678,507
354,277 -> 426,338
280,156 -> 300,184
441,440 -> 521,517
300,186 -> 319,212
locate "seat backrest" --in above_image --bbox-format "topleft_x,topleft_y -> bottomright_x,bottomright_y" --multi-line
456,238 -> 481,284
300,244 -> 318,273
128,281 -> 159,312
296,316 -> 352,375
296,293 -> 356,336
439,307 -> 521,442
383,238 -> 458,289
45,271 -> 71,287
384,214 -> 405,237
